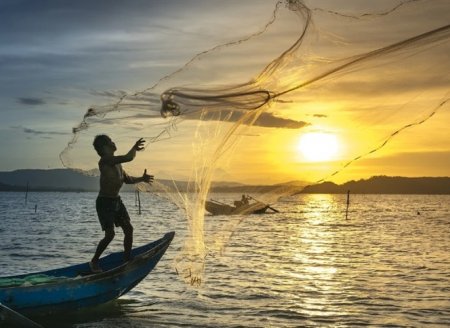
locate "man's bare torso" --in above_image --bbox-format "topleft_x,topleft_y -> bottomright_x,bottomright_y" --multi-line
98,159 -> 125,198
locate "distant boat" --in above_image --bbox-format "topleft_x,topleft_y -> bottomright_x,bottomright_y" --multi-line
0,232 -> 174,320
205,197 -> 274,215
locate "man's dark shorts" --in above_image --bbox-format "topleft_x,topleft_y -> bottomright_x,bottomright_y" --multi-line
96,196 -> 131,231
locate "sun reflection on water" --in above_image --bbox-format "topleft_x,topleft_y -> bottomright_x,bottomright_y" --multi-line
290,194 -> 352,317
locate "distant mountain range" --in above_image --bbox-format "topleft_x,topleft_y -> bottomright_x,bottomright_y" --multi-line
300,176 -> 450,195
0,169 -> 99,191
0,169 -> 449,194
0,169 -> 307,193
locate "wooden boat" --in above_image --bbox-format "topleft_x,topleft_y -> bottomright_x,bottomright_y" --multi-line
205,199 -> 270,215
0,231 -> 174,319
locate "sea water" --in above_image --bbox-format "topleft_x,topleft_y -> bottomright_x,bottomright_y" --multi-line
0,192 -> 449,327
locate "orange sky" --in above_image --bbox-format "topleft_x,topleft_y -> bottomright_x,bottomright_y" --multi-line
0,0 -> 448,185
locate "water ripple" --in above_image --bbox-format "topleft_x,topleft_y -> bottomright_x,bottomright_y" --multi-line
0,192 -> 449,327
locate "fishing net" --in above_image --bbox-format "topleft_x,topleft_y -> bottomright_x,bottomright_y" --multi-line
0,274 -> 67,288
60,0 -> 450,285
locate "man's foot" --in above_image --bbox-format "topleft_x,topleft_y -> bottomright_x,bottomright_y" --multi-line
89,260 -> 103,273
123,254 -> 135,266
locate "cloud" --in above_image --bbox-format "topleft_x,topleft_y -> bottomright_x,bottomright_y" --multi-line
17,97 -> 46,105
254,112 -> 309,129
88,90 -> 127,99
12,126 -> 70,136
185,109 -> 309,129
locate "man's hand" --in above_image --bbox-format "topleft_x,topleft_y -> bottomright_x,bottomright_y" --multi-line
142,169 -> 154,184
133,138 -> 146,151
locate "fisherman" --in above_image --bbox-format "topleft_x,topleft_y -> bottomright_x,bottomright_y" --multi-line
234,194 -> 250,208
89,135 -> 153,273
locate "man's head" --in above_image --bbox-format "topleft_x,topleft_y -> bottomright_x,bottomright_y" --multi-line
93,134 -> 116,156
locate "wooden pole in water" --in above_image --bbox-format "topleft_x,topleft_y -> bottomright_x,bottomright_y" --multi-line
25,181 -> 29,205
137,189 -> 141,215
345,190 -> 350,220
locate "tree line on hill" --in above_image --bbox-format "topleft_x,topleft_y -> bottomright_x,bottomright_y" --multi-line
0,169 -> 449,194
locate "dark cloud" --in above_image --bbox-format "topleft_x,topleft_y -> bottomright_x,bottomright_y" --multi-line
0,1 -> 166,39
88,90 -> 127,99
23,128 -> 69,136
313,114 -> 327,118
13,126 -> 70,136
17,97 -> 46,106
184,109 -> 309,129
254,112 -> 309,129
0,0 -> 206,52
126,108 -> 309,129
0,0 -> 199,100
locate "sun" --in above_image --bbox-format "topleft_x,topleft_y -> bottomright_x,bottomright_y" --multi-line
298,132 -> 339,162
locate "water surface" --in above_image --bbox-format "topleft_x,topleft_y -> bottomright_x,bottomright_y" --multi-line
0,192 -> 449,327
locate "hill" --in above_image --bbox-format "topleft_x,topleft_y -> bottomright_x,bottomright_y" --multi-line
0,169 -> 307,193
0,181 -> 23,191
300,176 -> 450,195
0,169 -> 99,191
1,170 -> 448,194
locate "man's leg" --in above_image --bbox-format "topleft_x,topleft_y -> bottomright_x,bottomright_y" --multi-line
90,227 -> 115,271
121,221 -> 134,262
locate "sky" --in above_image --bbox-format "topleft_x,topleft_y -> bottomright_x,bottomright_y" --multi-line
0,0 -> 449,184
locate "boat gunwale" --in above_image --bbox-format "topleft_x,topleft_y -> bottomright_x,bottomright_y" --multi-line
0,231 -> 175,290
205,200 -> 269,215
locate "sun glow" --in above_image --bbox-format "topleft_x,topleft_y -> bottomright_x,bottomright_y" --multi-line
298,132 -> 339,162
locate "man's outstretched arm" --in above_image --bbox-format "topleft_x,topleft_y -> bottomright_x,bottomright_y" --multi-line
123,169 -> 154,184
102,138 -> 145,165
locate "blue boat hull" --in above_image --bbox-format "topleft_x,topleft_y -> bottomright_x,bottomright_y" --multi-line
0,231 -> 175,316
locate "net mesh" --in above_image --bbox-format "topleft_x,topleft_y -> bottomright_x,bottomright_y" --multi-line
60,0 -> 450,285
